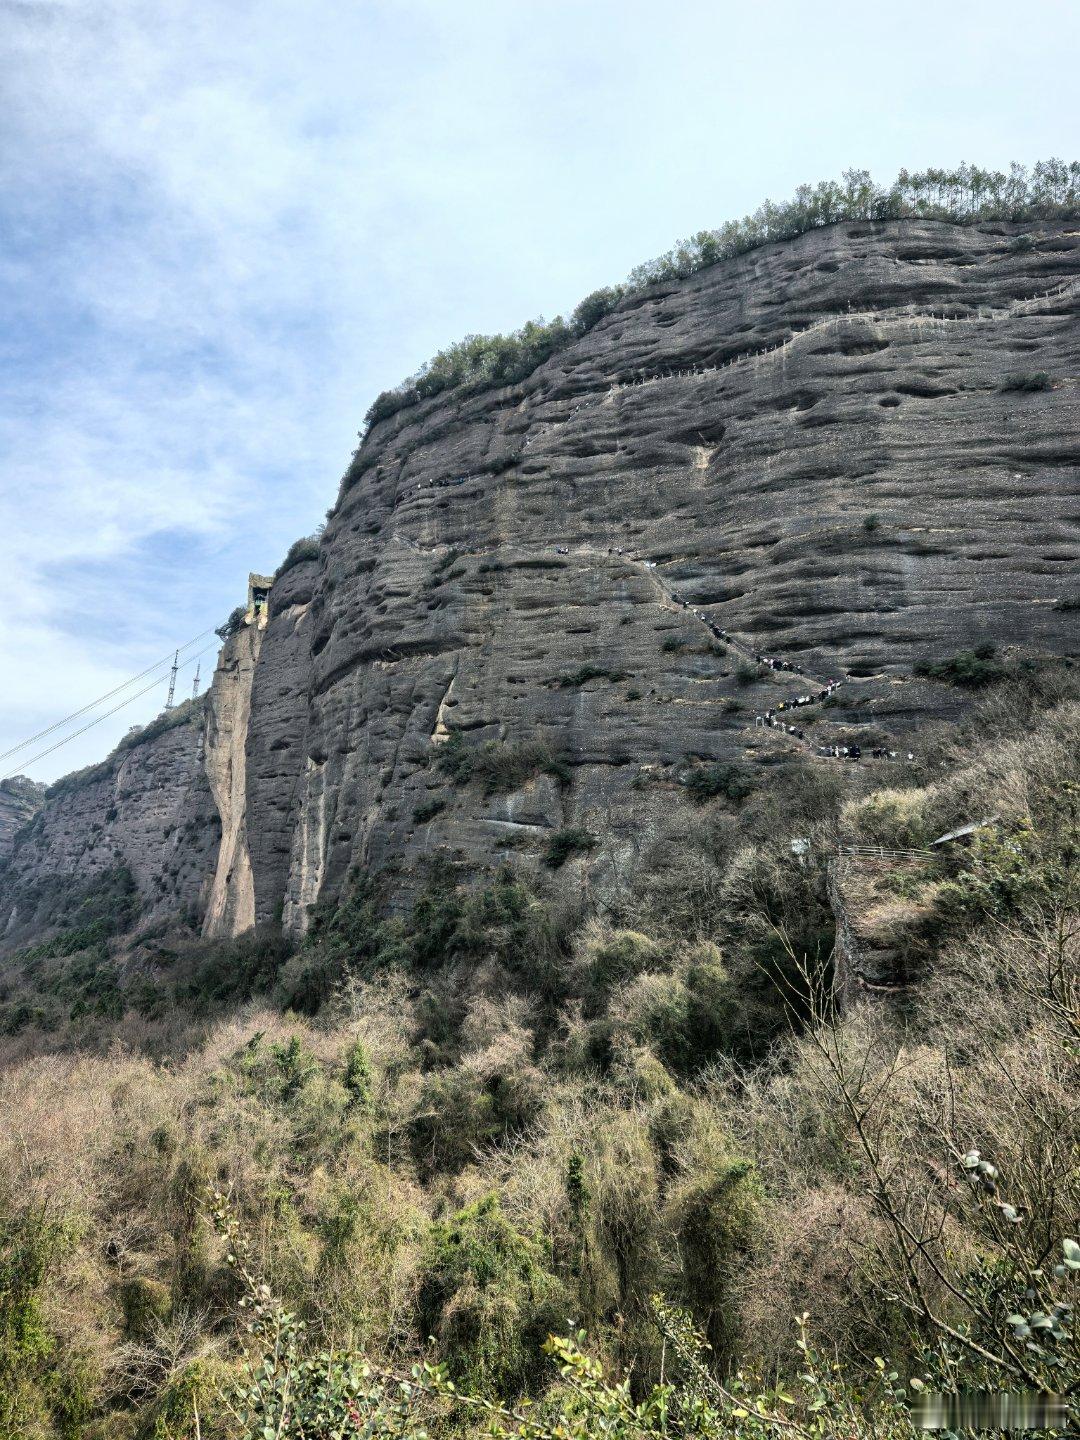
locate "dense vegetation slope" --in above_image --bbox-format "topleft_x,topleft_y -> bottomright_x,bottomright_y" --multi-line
0,672 -> 1077,1436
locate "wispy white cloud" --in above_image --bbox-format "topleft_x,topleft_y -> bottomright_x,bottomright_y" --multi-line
1,0 -> 1076,778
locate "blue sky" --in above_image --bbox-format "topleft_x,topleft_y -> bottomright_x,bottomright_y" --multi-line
1,0 -> 1077,780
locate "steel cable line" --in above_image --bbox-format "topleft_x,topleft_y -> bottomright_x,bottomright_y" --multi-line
3,646 -> 215,781
0,629 -> 216,764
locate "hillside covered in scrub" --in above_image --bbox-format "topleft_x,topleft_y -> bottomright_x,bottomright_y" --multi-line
0,684 -> 1077,1435
0,164 -> 1079,1437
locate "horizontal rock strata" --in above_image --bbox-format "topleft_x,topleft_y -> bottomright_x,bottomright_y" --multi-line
2,217 -> 1078,946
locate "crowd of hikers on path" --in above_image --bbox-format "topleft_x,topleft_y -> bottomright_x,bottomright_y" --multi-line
540,543 -> 918,764
647,562 -> 915,764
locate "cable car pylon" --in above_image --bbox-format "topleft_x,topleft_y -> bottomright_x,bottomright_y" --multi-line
165,650 -> 179,711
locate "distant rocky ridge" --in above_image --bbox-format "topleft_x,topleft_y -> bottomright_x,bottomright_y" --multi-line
2,215 -> 1078,950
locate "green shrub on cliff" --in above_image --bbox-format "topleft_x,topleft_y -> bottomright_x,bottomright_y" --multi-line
914,643 -> 1005,687
1000,369 -> 1052,392
214,604 -> 245,641
412,795 -> 445,823
0,1213 -> 95,1440
274,531 -> 321,577
117,694 -> 205,754
15,866 -> 139,964
418,1196 -> 569,1397
553,664 -> 626,688
684,762 -> 756,804
437,734 -> 570,794
545,827 -> 597,868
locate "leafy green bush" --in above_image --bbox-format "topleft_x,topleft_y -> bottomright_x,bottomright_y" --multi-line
418,1196 -> 568,1396
214,604 -> 246,641
117,694 -> 206,753
914,644 -> 1005,687
0,1212 -> 95,1438
434,732 -> 474,783
413,796 -> 446,823
544,828 -> 597,869
570,285 -> 625,332
619,949 -> 741,1074
175,925 -> 292,1012
282,863 -> 562,1008
411,1061 -> 544,1174
425,867 -> 544,971
274,532 -> 321,577
672,1154 -> 760,1362
15,865 -> 139,962
211,1204 -> 932,1440
1000,370 -> 1051,392
684,763 -> 756,804
934,797 -> 1078,927
438,736 -> 570,794
553,665 -> 626,688
343,1038 -> 373,1110
363,317 -> 574,430
844,789 -> 931,850
587,931 -> 662,991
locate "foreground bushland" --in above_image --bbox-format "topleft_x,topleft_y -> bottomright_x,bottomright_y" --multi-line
0,692 -> 1077,1437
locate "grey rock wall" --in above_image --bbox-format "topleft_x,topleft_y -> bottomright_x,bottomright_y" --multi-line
0,706 -> 217,946
295,217 -> 1079,919
0,778 -> 44,862
2,217 -> 1077,948
244,560 -> 317,928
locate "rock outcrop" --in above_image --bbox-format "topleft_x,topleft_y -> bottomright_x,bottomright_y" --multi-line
828,852 -> 933,1005
204,560 -> 316,935
0,703 -> 217,945
2,217 -> 1077,948
0,778 -> 44,862
202,623 -> 264,938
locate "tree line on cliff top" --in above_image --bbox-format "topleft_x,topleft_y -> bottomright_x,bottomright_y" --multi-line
361,159 -> 1080,433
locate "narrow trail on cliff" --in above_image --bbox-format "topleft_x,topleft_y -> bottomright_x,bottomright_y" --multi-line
629,557 -> 890,764
373,260 -> 1075,770
555,276 -> 1080,409
561,544 -> 910,766
416,534 -> 911,767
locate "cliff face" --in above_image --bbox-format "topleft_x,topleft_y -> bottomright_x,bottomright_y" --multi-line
295,216 -> 1079,915
204,560 -> 316,935
0,705 -> 218,945
202,623 -> 263,938
2,217 -> 1078,948
0,779 -> 44,862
